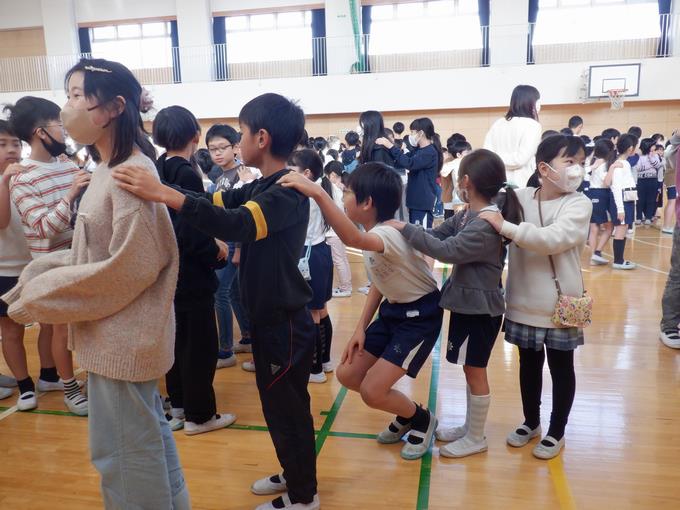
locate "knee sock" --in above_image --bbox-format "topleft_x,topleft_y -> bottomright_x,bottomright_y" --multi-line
311,324 -> 323,374
465,394 -> 490,443
17,376 -> 35,395
613,238 -> 626,264
39,366 -> 59,383
519,347 -> 545,432
320,315 -> 333,364
546,349 -> 576,441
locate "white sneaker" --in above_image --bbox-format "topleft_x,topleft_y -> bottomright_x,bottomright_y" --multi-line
251,473 -> 287,495
309,372 -> 327,384
439,436 -> 488,458
64,394 -> 88,416
435,424 -> 467,442
242,360 -> 256,372
233,341 -> 253,354
662,228 -> 674,235
507,424 -> 542,448
17,391 -> 37,411
216,354 -> 237,369
626,229 -> 635,238
37,378 -> 64,392
255,493 -> 320,510
184,413 -> 236,436
612,260 -> 637,270
590,254 -> 608,266
644,219 -> 652,226
332,289 -> 352,298
0,373 -> 17,388
322,362 -> 335,373
634,220 -> 642,226
401,410 -> 437,460
533,435 -> 565,459
660,329 -> 680,349
0,387 -> 13,400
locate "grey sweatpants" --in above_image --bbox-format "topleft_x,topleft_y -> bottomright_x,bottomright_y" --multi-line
661,226 -> 680,332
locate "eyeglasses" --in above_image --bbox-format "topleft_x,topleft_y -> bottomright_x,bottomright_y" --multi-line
208,144 -> 235,154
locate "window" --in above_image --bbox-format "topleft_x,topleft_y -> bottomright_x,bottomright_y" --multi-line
225,11 -> 312,63
534,0 -> 660,45
369,1 -> 482,55
90,21 -> 173,69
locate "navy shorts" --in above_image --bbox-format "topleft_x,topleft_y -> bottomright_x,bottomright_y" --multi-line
304,241 -> 333,310
364,290 -> 443,378
0,276 -> 18,317
668,186 -> 677,200
447,313 -> 502,368
588,188 -> 611,225
608,190 -> 635,226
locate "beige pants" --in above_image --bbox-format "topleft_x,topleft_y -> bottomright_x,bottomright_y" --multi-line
326,235 -> 352,292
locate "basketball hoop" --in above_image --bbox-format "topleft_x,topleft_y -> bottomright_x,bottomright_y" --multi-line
607,89 -> 627,110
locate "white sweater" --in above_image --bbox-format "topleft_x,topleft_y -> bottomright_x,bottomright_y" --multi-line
610,160 -> 637,213
0,199 -> 32,276
484,117 -> 542,188
500,188 -> 592,329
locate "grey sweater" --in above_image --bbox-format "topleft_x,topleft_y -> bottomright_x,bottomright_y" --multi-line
401,208 -> 505,316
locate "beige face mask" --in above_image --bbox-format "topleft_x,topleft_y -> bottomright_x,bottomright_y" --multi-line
60,103 -> 109,146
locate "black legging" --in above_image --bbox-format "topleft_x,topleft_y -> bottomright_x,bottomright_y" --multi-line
519,346 -> 575,441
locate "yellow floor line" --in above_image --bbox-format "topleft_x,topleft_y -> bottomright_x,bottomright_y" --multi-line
548,456 -> 577,510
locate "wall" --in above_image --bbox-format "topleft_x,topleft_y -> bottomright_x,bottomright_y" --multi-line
0,28 -> 46,58
74,0 -> 176,24
211,0 -> 320,14
0,0 -> 42,30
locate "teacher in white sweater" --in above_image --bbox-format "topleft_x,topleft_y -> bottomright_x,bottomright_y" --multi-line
484,85 -> 542,188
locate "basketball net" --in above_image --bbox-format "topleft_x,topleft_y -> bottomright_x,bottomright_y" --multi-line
607,89 -> 627,110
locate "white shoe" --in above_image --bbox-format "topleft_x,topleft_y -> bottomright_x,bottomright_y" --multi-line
0,373 -> 17,388
612,260 -> 636,270
184,413 -> 236,436
440,436 -> 488,458
660,329 -> 680,349
64,394 -> 88,416
0,387 -> 13,400
233,341 -> 253,354
662,228 -> 674,235
322,362 -> 335,373
644,219 -> 652,226
242,360 -> 256,372
435,424 -> 467,442
377,417 -> 412,444
255,493 -> 320,510
626,229 -> 634,238
37,378 -> 64,392
507,424 -> 542,448
17,391 -> 37,411
401,410 -> 437,460
634,220 -> 642,226
251,473 -> 287,495
332,289 -> 352,298
216,354 -> 237,369
168,408 -> 185,431
357,284 -> 371,295
309,372 -> 327,384
533,435 -> 565,459
590,254 -> 608,266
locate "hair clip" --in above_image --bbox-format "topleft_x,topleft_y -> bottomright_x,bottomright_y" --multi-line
84,65 -> 112,73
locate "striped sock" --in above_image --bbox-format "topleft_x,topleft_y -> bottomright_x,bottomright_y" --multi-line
63,378 -> 87,405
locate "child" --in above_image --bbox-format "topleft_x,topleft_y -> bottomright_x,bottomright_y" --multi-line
387,149 -> 522,458
288,150 -> 335,382
662,136 -> 679,234
480,134 -> 591,460
441,139 -> 471,220
587,139 -> 616,266
324,161 -> 353,299
153,105 -> 236,435
4,96 -> 89,415
3,59 -> 189,508
278,163 -> 443,461
341,131 -> 360,173
114,92 -> 320,510
605,134 -> 638,269
635,138 -> 664,225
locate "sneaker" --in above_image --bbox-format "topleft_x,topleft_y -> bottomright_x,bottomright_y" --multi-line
401,409 -> 437,460
216,354 -> 237,369
634,220 -> 642,225
590,254 -> 609,266
168,408 -> 185,431
251,473 -> 287,495
37,378 -> 64,392
435,424 -> 467,443
439,436 -> 488,458
184,413 -> 236,436
0,387 -> 12,400
660,329 -> 680,349
17,391 -> 37,411
0,373 -> 17,388
255,494 -> 320,510
533,435 -> 565,460
332,289 -> 352,298
242,360 -> 256,372
233,341 -> 253,354
612,260 -> 637,270
626,229 -> 634,239
377,417 -> 412,444
322,361 -> 335,373
507,424 -> 542,448
309,372 -> 327,384
662,228 -> 674,235
64,394 -> 88,416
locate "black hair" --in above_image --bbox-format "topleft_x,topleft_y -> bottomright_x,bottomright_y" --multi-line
593,135 -> 602,143
347,162 -> 402,222
206,124 -> 239,146
505,84 -> 540,121
560,127 -> 574,136
289,149 -> 333,229
448,140 -> 471,157
0,119 -> 18,138
3,96 -> 61,143
616,133 -> 638,155
580,135 -> 591,145
448,133 -> 467,144
326,148 -> 339,161
459,149 -> 523,225
384,127 -> 394,138
298,129 -> 310,149
627,126 -> 642,139
410,117 -> 444,172
601,128 -> 621,140
589,139 -> 617,170
345,130 -> 360,146
392,122 -> 405,135
194,148 -> 213,176
655,144 -> 665,152
536,134 -> 586,168
541,129 -> 559,140
313,137 -> 327,152
324,160 -> 345,178
238,92 -> 305,160
639,137 -> 655,155
152,105 -> 200,151
359,110 -> 386,164
568,115 -> 583,129
64,58 -> 156,167
651,133 -> 664,143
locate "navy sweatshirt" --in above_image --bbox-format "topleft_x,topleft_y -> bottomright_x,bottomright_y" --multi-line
390,144 -> 439,211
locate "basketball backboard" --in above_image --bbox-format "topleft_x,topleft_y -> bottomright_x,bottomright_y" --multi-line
588,63 -> 641,98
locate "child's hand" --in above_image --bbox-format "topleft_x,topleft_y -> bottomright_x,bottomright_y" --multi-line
479,210 -> 505,233
617,212 -> 625,223
375,137 -> 393,149
384,219 -> 407,231
341,330 -> 366,365
237,165 -> 255,183
277,171 -> 320,198
1,163 -> 34,184
67,171 -> 91,202
113,165 -> 167,203
216,240 -> 228,261
232,246 -> 241,266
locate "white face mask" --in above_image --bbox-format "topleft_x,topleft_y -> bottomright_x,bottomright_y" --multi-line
456,186 -> 469,203
535,99 -> 542,113
546,163 -> 584,193
408,132 -> 421,147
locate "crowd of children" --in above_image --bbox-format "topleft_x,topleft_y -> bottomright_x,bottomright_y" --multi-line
0,61 -> 677,510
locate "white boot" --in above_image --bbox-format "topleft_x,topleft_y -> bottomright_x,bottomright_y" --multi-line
436,385 -> 470,442
440,393 -> 490,458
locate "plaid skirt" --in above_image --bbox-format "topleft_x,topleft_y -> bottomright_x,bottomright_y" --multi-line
504,318 -> 584,351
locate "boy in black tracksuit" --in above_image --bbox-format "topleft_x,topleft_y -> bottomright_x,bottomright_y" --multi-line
113,93 -> 319,510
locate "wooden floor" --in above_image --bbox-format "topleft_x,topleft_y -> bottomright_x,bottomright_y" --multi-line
1,227 -> 679,509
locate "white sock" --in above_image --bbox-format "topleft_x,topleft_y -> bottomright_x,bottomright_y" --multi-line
461,385 -> 471,431
465,393 -> 490,443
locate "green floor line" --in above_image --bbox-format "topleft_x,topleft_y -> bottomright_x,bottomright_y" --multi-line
416,265 -> 448,510
327,430 -> 377,440
315,386 -> 348,454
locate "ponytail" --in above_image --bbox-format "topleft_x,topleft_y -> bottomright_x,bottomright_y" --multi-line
499,187 -> 523,226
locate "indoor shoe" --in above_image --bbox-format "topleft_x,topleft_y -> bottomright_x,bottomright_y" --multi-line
255,493 -> 320,510
184,413 -> 236,436
17,391 -> 37,411
533,435 -> 565,460
377,418 -> 412,444
251,473 -> 287,495
507,424 -> 542,447
439,436 -> 488,458
435,424 -> 467,443
401,410 -> 437,460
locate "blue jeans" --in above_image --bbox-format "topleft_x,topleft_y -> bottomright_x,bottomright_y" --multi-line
215,248 -> 250,355
88,373 -> 190,509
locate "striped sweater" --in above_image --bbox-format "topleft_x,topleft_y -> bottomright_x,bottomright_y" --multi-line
10,159 -> 78,258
